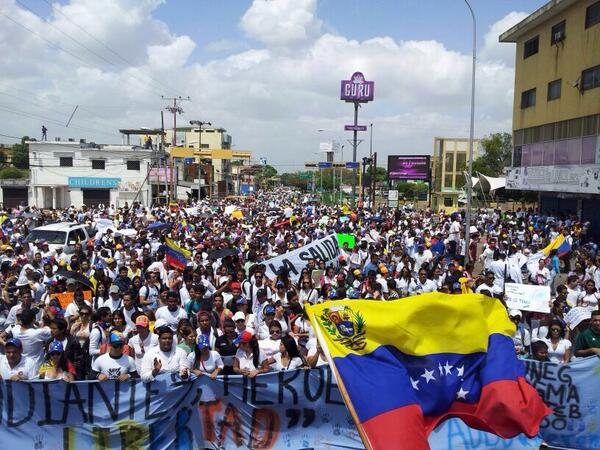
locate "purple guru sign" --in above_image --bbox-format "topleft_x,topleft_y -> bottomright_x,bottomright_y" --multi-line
340,72 -> 374,103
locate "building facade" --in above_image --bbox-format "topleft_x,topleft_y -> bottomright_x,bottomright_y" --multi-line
431,137 -> 480,211
28,141 -> 153,208
500,0 -> 600,228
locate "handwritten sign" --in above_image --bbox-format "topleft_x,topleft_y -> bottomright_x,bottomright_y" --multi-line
565,307 -> 591,329
51,290 -> 92,309
505,283 -> 551,313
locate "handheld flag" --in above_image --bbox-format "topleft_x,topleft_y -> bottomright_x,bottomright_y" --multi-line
306,293 -> 551,450
164,237 -> 191,270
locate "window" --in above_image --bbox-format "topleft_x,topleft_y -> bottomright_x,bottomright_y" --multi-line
513,146 -> 522,167
59,157 -> 73,167
547,79 -> 561,101
521,88 -> 536,108
582,65 -> 600,91
586,1 -> 600,28
443,174 -> 453,189
523,36 -> 539,58
126,160 -> 140,170
443,197 -> 454,207
550,20 -> 566,44
91,159 -> 105,170
444,152 -> 454,173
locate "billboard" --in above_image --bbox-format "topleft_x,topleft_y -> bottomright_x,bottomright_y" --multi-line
340,72 -> 374,102
388,155 -> 431,181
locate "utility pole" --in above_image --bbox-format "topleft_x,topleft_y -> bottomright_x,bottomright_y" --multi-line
190,120 -> 211,201
372,152 -> 377,208
162,95 -> 190,204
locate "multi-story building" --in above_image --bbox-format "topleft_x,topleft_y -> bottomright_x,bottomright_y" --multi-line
27,140 -> 153,208
431,137 -> 481,210
500,0 -> 600,232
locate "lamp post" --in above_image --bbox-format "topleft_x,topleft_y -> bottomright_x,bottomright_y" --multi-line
463,0 -> 477,264
190,120 -> 211,201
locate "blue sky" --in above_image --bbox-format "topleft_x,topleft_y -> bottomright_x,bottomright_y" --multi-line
2,0 -> 549,168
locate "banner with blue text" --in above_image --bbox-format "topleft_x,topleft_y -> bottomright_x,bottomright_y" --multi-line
1,360 -> 599,449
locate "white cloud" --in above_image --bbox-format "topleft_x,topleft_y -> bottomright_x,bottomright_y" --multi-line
240,0 -> 322,47
205,39 -> 248,53
0,0 -> 521,170
480,11 -> 528,66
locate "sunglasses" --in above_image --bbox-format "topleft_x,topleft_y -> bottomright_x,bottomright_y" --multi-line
551,328 -> 561,332
270,330 -> 281,335
80,312 -> 90,316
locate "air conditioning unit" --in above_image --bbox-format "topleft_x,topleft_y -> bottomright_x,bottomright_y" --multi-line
553,30 -> 565,43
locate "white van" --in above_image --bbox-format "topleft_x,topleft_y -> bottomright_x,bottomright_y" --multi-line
26,223 -> 95,255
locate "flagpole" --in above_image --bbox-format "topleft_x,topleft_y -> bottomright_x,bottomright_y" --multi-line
308,306 -> 373,450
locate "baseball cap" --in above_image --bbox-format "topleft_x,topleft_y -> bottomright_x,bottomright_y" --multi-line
236,297 -> 247,305
233,311 -> 246,322
353,269 -> 361,276
230,281 -> 241,290
66,278 -> 76,286
197,335 -> 210,350
276,281 -> 285,288
233,330 -> 253,345
109,331 -> 126,345
49,340 -> 64,354
5,337 -> 22,348
109,285 -> 120,294
154,318 -> 168,330
135,315 -> 149,328
263,305 -> 276,316
509,309 -> 522,318
256,288 -> 267,298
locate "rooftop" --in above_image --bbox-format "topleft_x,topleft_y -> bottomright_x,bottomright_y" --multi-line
499,0 -> 577,43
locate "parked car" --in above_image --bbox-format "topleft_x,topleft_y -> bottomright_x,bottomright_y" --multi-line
26,222 -> 95,254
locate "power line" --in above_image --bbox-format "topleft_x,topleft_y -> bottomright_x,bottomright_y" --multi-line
0,133 -> 23,140
38,0 -> 187,97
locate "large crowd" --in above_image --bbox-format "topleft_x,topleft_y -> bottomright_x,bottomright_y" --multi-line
0,190 -> 598,383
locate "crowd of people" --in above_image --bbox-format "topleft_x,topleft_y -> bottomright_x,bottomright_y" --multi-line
0,190 -> 598,382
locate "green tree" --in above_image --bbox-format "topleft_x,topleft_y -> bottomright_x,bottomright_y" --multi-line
471,132 -> 512,177
12,136 -> 30,169
255,164 -> 277,189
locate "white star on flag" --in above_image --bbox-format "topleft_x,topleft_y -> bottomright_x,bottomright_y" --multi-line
456,365 -> 465,377
443,361 -> 453,375
410,377 -> 420,391
456,387 -> 469,400
438,362 -> 444,376
421,368 -> 436,383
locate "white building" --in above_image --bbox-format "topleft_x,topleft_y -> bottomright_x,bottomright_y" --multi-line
28,141 -> 153,208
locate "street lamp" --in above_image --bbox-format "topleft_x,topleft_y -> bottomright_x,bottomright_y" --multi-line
463,0 -> 476,264
190,120 -> 211,200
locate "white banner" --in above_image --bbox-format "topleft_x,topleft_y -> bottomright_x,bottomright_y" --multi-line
263,234 -> 340,281
565,306 -> 592,329
505,283 -> 551,313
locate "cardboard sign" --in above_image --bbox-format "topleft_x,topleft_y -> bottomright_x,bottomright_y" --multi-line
504,283 -> 551,313
565,307 -> 592,329
52,290 -> 92,309
336,233 -> 356,249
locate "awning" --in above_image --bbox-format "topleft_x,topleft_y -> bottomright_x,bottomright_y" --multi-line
478,173 -> 506,193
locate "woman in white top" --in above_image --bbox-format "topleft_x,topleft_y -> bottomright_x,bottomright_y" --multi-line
185,335 -> 223,379
542,320 -> 572,364
307,340 -> 329,368
396,267 -> 416,297
262,336 -> 305,372
577,280 -> 600,311
233,331 -> 265,378
293,311 -> 315,351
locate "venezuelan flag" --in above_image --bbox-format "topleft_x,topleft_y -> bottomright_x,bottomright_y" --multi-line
306,293 -> 551,450
543,234 -> 571,258
164,237 -> 191,270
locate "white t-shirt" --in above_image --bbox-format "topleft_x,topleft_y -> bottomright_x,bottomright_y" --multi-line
234,348 -> 265,371
12,326 -> 52,371
128,332 -> 159,374
268,353 -> 303,371
65,300 -> 93,319
155,306 -> 188,331
0,354 -> 37,379
91,353 -> 137,379
258,338 -> 281,358
577,292 -> 600,311
542,338 -> 572,364
307,346 -> 329,367
100,297 -> 123,313
185,351 -> 224,374
140,345 -> 188,382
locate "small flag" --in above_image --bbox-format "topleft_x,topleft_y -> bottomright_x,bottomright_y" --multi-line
164,237 -> 191,270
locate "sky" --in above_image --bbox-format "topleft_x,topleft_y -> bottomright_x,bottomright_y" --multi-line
0,0 -> 548,172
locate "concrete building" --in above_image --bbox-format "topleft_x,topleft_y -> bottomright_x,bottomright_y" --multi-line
500,0 -> 600,230
430,137 -> 481,211
28,140 -> 153,208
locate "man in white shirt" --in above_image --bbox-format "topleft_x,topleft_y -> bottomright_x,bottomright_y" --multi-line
12,308 -> 52,371
479,238 -> 498,271
128,315 -> 159,374
489,253 -> 509,294
102,285 -> 123,312
140,326 -> 188,382
155,291 -> 188,331
414,270 -> 438,294
91,331 -> 138,381
0,338 -> 37,380
121,293 -> 142,328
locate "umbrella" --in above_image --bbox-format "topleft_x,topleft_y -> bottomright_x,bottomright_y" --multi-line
55,269 -> 94,290
147,222 -> 172,232
207,248 -> 238,260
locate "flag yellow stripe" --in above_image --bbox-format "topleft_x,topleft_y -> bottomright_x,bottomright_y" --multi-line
306,293 -> 515,358
543,234 -> 565,256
